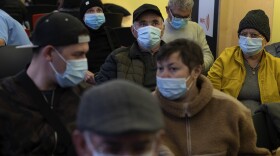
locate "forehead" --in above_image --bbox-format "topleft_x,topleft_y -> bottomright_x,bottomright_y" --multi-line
135,11 -> 163,22
240,28 -> 260,34
158,52 -> 183,64
87,6 -> 103,11
169,6 -> 191,14
61,42 -> 89,54
92,132 -> 155,144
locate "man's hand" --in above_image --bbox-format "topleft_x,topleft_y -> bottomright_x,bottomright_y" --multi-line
84,71 -> 96,85
0,39 -> 6,46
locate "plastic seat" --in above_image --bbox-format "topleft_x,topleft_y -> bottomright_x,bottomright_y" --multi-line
0,46 -> 33,79
104,13 -> 123,28
32,13 -> 46,29
26,5 -> 57,30
113,27 -> 135,47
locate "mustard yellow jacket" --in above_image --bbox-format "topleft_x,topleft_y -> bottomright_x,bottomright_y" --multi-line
208,46 -> 280,104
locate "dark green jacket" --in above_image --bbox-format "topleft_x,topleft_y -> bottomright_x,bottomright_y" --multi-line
95,41 -> 164,91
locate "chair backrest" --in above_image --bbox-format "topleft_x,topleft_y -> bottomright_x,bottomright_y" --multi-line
104,13 -> 123,28
32,0 -> 58,5
265,42 -> 280,58
253,103 -> 280,151
113,27 -> 135,47
0,46 -> 33,79
26,5 -> 57,30
32,13 -> 46,29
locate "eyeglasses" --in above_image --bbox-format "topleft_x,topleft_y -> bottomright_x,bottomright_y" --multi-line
169,9 -> 191,20
239,32 -> 262,38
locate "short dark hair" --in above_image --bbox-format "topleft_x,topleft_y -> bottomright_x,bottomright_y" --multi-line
157,38 -> 204,71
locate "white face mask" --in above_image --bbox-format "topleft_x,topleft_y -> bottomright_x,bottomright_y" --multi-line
49,48 -> 88,88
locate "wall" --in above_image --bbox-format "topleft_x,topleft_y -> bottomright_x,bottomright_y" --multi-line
271,0 -> 280,43
217,0 -> 274,56
102,0 -> 168,20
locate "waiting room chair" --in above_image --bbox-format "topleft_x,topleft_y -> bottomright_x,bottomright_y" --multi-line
26,5 -> 57,30
104,13 -> 123,28
265,42 -> 280,58
0,46 -> 33,79
113,27 -> 135,47
32,13 -> 46,29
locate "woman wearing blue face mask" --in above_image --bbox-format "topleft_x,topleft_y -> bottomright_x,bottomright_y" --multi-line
80,0 -> 121,73
208,9 -> 280,113
153,38 -> 270,156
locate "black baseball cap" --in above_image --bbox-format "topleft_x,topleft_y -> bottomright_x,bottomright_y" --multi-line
31,12 -> 90,47
133,4 -> 163,22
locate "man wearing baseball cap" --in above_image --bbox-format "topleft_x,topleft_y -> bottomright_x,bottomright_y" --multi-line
72,80 -> 174,156
0,12 -> 91,155
94,3 -> 165,91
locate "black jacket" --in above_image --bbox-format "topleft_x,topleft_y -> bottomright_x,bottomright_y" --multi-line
0,70 -> 90,155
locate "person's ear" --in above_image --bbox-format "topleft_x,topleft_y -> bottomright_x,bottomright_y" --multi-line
131,24 -> 138,38
160,23 -> 165,38
41,45 -> 54,62
72,130 -> 90,156
191,65 -> 202,79
166,6 -> 171,19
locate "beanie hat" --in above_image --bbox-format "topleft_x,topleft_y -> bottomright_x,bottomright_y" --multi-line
77,80 -> 164,136
80,0 -> 104,19
238,9 -> 270,42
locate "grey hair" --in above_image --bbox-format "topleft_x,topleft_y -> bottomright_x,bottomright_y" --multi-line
168,0 -> 194,10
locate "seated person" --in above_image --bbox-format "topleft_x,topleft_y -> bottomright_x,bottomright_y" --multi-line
153,38 -> 271,155
72,80 -> 174,156
162,0 -> 214,74
0,0 -> 29,28
0,12 -> 91,155
208,9 -> 280,112
0,9 -> 31,46
94,4 -> 165,91
80,0 -> 121,73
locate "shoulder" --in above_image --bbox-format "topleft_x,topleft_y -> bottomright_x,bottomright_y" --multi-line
217,46 -> 241,61
111,46 -> 130,55
211,89 -> 251,115
187,21 -> 203,31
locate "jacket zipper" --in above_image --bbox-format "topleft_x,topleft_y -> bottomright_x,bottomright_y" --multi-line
50,90 -> 57,156
186,117 -> 191,156
52,131 -> 58,156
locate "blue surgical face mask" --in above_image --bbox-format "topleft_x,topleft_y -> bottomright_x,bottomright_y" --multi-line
135,26 -> 161,50
84,13 -> 106,30
157,76 -> 193,100
49,49 -> 88,88
239,36 -> 263,56
169,9 -> 190,29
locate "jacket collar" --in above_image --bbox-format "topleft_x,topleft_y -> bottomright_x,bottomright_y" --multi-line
155,75 -> 213,118
234,46 -> 268,68
128,41 -> 165,59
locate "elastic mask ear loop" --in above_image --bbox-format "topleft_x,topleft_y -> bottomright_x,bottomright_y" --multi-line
83,131 -> 95,153
169,9 -> 175,19
52,48 -> 67,63
186,76 -> 193,90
